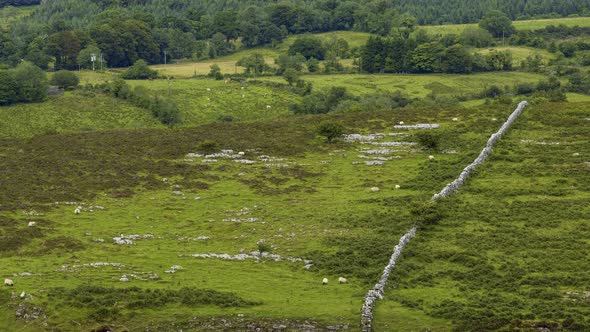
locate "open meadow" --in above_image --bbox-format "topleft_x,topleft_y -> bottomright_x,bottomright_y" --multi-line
419,16 -> 590,36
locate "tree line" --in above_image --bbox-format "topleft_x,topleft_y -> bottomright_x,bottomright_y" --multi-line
1,0 -> 589,69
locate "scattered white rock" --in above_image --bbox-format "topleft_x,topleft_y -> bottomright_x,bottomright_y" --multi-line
20,291 -> 26,298
119,277 -> 129,282
194,196 -> 201,200
394,124 -> 440,129
573,153 -> 580,156
370,187 -> 380,192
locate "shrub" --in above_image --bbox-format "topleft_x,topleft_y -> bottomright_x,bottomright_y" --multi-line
50,70 -> 80,89
415,131 -> 441,152
316,121 -> 344,143
121,60 -> 158,80
196,140 -> 219,154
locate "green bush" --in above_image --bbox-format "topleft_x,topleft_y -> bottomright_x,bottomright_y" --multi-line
121,60 -> 158,80
415,131 -> 441,151
50,70 -> 79,89
316,121 -> 344,143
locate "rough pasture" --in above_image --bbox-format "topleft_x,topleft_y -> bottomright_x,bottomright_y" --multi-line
0,101 -> 513,331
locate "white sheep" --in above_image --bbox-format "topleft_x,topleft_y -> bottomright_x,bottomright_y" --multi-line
266,105 -> 271,109
74,207 -> 81,215
238,151 -> 245,155
19,291 -> 26,298
399,121 -> 404,125
370,187 -> 380,192
206,88 -> 211,91
4,279 -> 14,286
395,185 -> 401,189
119,277 -> 129,282
322,278 -> 328,285
428,155 -> 435,160
572,152 -> 580,156
28,221 -> 36,227
452,117 -> 458,121
338,277 -> 348,284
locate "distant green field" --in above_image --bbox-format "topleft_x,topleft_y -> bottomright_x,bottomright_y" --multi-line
258,72 -> 545,98
152,31 -> 371,78
476,46 -> 552,63
419,16 -> 590,36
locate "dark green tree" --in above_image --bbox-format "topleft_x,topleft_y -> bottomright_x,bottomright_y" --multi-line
12,61 -> 48,103
442,44 -> 473,73
0,70 -> 19,105
479,10 -> 515,38
288,36 -> 326,60
317,121 -> 344,143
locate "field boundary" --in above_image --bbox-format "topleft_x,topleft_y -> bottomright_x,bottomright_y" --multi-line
360,101 -> 529,331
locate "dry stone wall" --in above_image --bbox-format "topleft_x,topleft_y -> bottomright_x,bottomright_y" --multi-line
360,101 -> 528,331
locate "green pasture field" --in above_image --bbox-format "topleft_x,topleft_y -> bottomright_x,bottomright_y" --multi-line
374,100 -> 590,331
257,72 -> 545,98
152,31 -> 371,78
0,100 -> 503,331
127,77 -> 300,125
0,92 -> 162,139
418,16 -> 590,36
476,46 -> 552,63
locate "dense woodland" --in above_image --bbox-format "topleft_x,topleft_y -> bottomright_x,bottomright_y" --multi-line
0,0 -> 589,69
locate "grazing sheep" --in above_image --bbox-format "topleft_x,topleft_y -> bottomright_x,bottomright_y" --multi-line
428,155 -> 435,160
20,291 -> 26,298
28,221 -> 36,227
266,105 -> 271,109
74,207 -> 81,215
4,279 -> 14,286
322,278 -> 328,285
452,117 -> 458,121
238,151 -> 245,156
339,277 -> 348,284
399,121 -> 404,125
206,88 -> 211,91
395,185 -> 401,189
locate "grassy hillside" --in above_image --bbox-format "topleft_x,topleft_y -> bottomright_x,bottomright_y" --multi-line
374,100 -> 590,331
0,92 -> 162,139
0,100 -> 496,331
